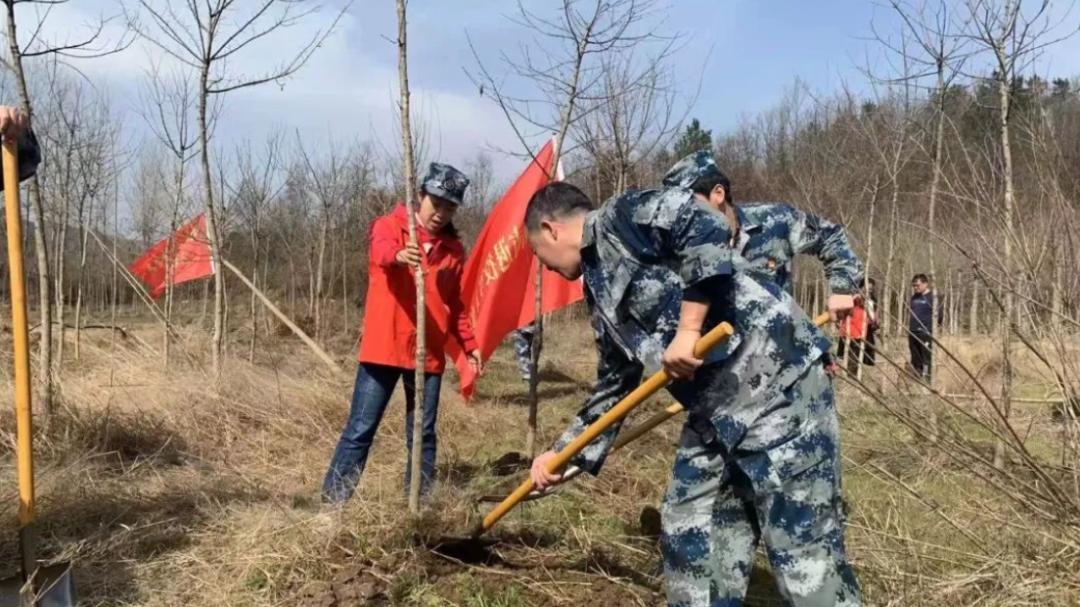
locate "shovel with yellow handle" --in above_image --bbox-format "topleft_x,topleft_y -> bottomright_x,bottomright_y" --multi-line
0,138 -> 76,607
477,311 -> 834,504
604,311 -> 835,451
430,321 -> 735,560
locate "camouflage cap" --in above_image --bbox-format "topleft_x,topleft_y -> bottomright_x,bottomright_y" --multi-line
662,150 -> 727,191
420,162 -> 469,206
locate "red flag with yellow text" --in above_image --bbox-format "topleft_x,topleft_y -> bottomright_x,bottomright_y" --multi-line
448,139 -> 584,400
129,213 -> 214,299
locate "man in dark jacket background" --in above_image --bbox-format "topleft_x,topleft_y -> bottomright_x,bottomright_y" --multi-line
908,273 -> 934,383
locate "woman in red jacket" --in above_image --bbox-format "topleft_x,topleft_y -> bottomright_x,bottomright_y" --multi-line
322,163 -> 482,503
837,278 -> 879,375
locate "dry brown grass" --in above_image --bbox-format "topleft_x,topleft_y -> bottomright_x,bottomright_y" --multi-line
0,306 -> 1077,606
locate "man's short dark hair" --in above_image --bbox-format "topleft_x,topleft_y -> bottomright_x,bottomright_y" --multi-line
691,172 -> 733,204
525,182 -> 593,232
912,273 -> 929,284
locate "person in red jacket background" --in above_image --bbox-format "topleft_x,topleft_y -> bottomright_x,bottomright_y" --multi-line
837,278 -> 879,375
322,162 -> 482,503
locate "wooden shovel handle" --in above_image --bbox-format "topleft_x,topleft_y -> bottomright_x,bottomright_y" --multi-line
609,311 -> 833,451
479,321 -> 735,533
3,138 -> 35,527
608,401 -> 686,451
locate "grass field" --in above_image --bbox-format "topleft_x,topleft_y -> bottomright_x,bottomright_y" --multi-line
0,307 -> 1077,606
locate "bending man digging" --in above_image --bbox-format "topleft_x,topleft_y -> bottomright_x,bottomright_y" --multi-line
524,181 -> 861,606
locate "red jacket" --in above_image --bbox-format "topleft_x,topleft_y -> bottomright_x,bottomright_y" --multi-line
840,298 -> 877,340
357,204 -> 478,373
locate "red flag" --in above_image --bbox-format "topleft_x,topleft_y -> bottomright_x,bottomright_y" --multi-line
448,139 -> 584,400
129,214 -> 214,299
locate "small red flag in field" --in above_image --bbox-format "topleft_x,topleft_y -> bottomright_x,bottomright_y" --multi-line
448,139 -> 584,400
129,213 -> 215,299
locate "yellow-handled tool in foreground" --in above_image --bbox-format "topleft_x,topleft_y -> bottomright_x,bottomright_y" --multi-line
0,138 -> 76,607
431,322 -> 735,560
476,311 -> 834,504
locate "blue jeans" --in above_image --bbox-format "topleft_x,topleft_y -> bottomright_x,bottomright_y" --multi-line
321,363 -> 443,503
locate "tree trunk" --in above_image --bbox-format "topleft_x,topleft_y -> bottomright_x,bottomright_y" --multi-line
306,247 -> 316,318
1051,261 -> 1062,334
397,0 -> 426,514
329,224 -> 339,336
898,267 -> 909,339
288,257 -> 297,313
165,158 -> 186,368
950,271 -> 959,335
199,62 -> 225,380
883,191 -> 898,337
223,269 -> 230,359
200,279 -> 209,326
341,228 -> 350,335
928,60 -> 946,344
969,274 -> 979,335
994,59 -> 1015,470
856,177 -> 879,381
315,211 -> 328,342
74,202 -> 92,360
110,184 -> 119,356
164,213 -> 178,367
249,238 -> 259,364
247,200 -> 260,364
54,207 -> 68,367
164,270 -> 173,366
262,255 -> 272,335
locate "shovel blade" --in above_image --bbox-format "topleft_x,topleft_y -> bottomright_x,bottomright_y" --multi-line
0,563 -> 76,607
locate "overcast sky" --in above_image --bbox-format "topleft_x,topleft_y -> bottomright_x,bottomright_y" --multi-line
11,1 -> 1080,185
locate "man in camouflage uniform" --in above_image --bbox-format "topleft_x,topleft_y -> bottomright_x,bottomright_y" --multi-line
513,323 -> 536,382
525,181 -> 861,606
544,152 -> 863,484
663,150 -> 863,302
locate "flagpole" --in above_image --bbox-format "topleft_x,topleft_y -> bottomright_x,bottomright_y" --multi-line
221,258 -> 342,374
525,136 -> 560,458
525,259 -> 541,457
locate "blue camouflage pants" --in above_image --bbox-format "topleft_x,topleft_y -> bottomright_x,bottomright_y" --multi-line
513,323 -> 536,382
660,363 -> 861,606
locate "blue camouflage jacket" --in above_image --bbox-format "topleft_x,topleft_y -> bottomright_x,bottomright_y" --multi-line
732,202 -> 862,296
553,188 -> 831,474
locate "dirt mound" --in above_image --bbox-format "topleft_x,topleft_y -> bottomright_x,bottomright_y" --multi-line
294,562 -> 389,607
292,548 -> 661,607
